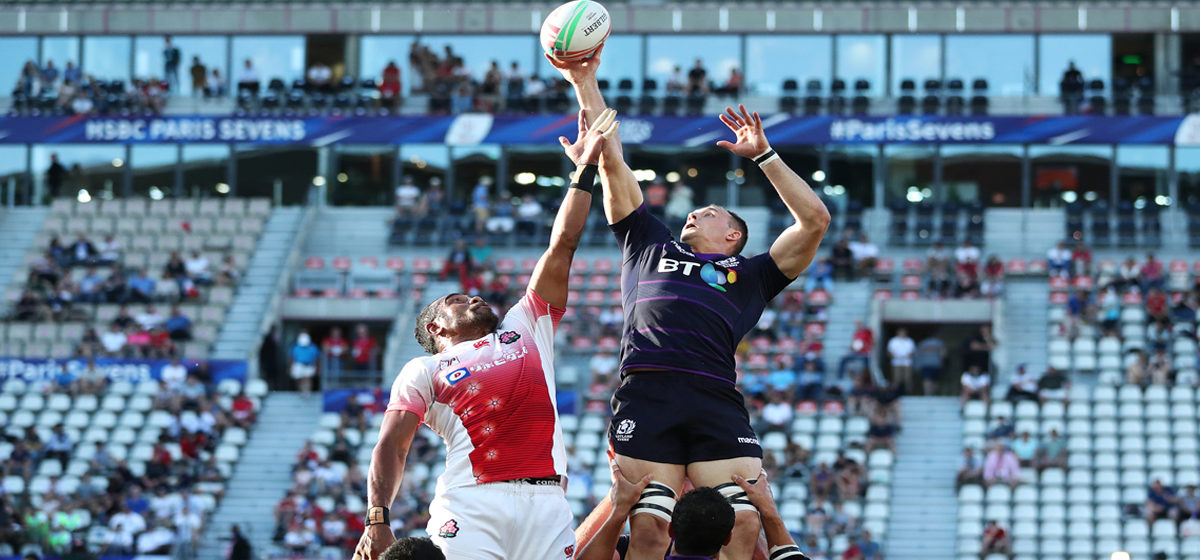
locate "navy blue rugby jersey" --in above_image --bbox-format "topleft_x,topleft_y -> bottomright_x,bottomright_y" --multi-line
610,204 -> 794,383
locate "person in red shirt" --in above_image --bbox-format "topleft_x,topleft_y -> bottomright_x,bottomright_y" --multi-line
296,440 -> 319,468
148,326 -> 173,359
1146,288 -> 1168,321
981,520 -> 1011,555
1070,241 -> 1092,277
231,391 -> 256,428
1141,252 -> 1165,293
322,327 -> 349,377
379,61 -> 402,110
180,428 -> 207,459
838,321 -> 874,381
350,324 -> 377,371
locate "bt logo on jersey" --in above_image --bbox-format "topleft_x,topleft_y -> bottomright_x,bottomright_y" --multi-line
657,258 -> 738,292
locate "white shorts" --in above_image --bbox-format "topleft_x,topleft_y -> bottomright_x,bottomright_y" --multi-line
290,363 -> 316,379
427,481 -> 575,560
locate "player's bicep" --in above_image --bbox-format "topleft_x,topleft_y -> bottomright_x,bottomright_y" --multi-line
768,223 -> 825,279
377,410 -> 422,456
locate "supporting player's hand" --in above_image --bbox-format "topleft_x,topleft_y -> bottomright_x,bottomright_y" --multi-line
560,107 -> 619,166
732,470 -> 780,519
353,523 -> 396,560
609,462 -> 653,516
716,104 -> 771,160
544,44 -> 604,85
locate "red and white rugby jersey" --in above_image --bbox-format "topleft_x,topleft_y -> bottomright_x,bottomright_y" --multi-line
387,290 -> 568,491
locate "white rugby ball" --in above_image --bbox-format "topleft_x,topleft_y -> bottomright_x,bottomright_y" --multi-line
540,0 -> 611,61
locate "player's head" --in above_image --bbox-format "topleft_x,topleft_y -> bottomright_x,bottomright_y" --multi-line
679,205 -> 747,256
414,293 -> 500,354
379,537 -> 445,560
668,486 -> 735,558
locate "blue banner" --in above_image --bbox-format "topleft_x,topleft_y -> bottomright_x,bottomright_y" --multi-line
0,357 -> 247,385
0,114 -> 1190,145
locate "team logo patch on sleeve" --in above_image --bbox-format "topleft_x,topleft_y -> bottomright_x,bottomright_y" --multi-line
498,331 -> 521,344
437,519 -> 459,538
445,368 -> 471,386
564,544 -> 575,558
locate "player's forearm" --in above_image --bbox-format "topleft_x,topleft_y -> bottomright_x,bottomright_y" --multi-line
760,511 -> 797,549
547,168 -> 595,254
571,78 -> 607,127
575,506 -> 631,560
762,160 -> 830,232
366,442 -> 409,510
598,136 -> 642,224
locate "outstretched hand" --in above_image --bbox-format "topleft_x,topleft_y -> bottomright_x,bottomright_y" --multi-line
560,107 -> 619,166
716,104 -> 771,159
732,470 -> 780,518
544,44 -> 604,85
609,462 -> 653,515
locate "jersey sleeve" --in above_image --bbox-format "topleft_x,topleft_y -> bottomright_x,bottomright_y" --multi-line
609,203 -> 672,260
384,359 -> 435,422
513,289 -> 567,332
745,252 -> 796,300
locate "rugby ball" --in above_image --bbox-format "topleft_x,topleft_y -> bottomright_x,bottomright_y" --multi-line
540,0 -> 611,61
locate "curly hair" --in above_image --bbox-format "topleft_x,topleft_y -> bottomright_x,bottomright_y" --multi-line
413,297 -> 446,355
380,537 -> 445,560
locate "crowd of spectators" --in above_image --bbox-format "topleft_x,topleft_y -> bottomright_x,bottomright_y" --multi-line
12,47 -> 180,116
1,369 -> 257,556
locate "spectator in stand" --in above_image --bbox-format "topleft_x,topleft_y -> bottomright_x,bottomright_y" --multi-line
380,60 -> 403,110
322,326 -> 348,378
963,325 -> 996,373
77,266 -> 103,304
185,251 -> 211,285
46,153 -> 67,199
97,234 -> 121,264
686,58 -> 708,96
855,530 -> 881,560
1114,256 -> 1140,292
231,390 -> 257,428
981,255 -> 1004,297
523,74 -> 547,112
981,520 -> 1011,556
216,254 -> 241,286
1141,253 -> 1165,293
956,447 -> 983,488
350,323 -> 377,372
106,503 -> 146,555
395,176 -> 421,216
1010,431 -> 1038,468
837,320 -> 874,380
4,441 -> 33,479
237,59 -> 260,95
438,239 -> 474,292
468,236 -> 493,271
207,68 -> 225,97
1148,347 -> 1172,385
960,364 -> 991,409
983,441 -> 1020,488
470,175 -> 493,232
1047,242 -> 1072,278
849,234 -> 878,277
163,36 -> 181,92
644,180 -> 668,218
1070,241 -> 1092,277
665,181 -> 694,222
886,328 -> 916,394
306,61 -> 332,89
165,305 -> 192,341
927,241 -> 951,297
713,67 -> 743,98
1146,287 -> 1168,323
954,239 -> 981,278
1037,428 -> 1067,470
865,408 -> 896,453
804,258 -> 834,294
190,57 -> 207,97
127,268 -> 155,304
589,352 -> 619,395
795,360 -> 824,402
69,233 -> 97,266
1005,363 -> 1040,403
914,334 -> 946,396
136,304 -> 165,331
290,332 -> 319,397
101,323 -> 128,357
1038,365 -> 1069,401
1146,479 -> 1181,524
418,176 -> 445,217
1059,61 -> 1084,114
516,194 -> 544,223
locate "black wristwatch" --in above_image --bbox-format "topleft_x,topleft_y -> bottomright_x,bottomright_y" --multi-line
365,506 -> 390,526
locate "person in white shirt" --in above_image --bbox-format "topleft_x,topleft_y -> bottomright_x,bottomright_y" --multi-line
149,486 -> 182,521
306,61 -> 332,87
136,305 -> 165,330
850,234 -> 879,276
185,251 -> 211,284
101,324 -> 128,357
1006,364 -> 1040,402
135,523 -> 175,554
955,239 -> 981,276
237,59 -> 260,92
107,504 -> 147,555
666,66 -> 686,95
161,357 -> 188,390
960,364 -> 991,409
1046,242 -> 1072,278
589,352 -> 619,391
760,391 -> 793,433
395,177 -> 421,215
97,234 -> 122,264
516,195 -> 544,220
887,328 -> 917,393
174,504 -> 204,557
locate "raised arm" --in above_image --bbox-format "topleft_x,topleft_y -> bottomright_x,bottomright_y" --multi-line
528,108 -> 619,309
545,48 -> 642,225
716,105 -> 831,278
354,410 -> 422,560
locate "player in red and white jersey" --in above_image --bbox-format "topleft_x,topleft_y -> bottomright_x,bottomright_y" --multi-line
354,108 -> 620,560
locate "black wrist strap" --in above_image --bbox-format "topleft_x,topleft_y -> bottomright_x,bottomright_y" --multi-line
753,149 -> 778,165
570,164 -> 598,193
769,545 -> 808,560
366,506 -> 390,526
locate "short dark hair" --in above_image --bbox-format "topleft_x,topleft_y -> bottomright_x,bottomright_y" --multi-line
722,207 -> 749,255
413,296 -> 448,355
380,537 -> 445,560
672,487 -> 735,557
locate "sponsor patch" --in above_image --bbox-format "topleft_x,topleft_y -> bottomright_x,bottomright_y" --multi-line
473,339 -> 490,349
564,544 -> 575,558
445,367 -> 471,386
438,519 -> 459,538
499,331 -> 521,344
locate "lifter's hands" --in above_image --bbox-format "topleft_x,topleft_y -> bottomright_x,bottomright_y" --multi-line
544,44 -> 604,85
609,462 -> 653,516
353,523 -> 396,560
733,470 -> 780,519
716,104 -> 771,159
560,107 -> 619,166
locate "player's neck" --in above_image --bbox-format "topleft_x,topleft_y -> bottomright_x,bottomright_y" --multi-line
688,240 -> 732,258
439,328 -> 492,351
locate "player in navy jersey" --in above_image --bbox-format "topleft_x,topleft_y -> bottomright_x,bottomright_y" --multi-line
548,49 -> 830,560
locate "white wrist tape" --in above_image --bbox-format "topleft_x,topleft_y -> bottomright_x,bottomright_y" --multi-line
753,147 -> 780,168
